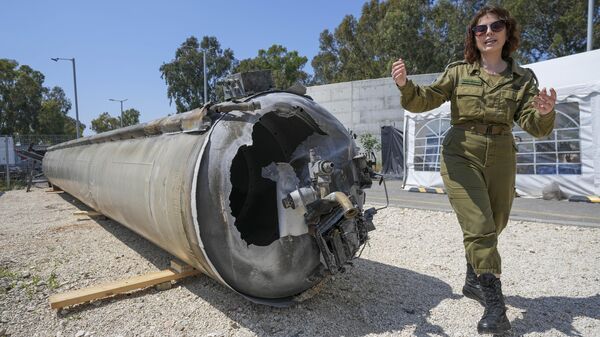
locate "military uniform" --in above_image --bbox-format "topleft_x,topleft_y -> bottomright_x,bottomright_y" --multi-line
398,59 -> 555,275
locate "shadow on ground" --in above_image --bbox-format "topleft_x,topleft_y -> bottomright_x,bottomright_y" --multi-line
56,194 -> 600,336
57,193 -> 460,336
507,294 -> 600,337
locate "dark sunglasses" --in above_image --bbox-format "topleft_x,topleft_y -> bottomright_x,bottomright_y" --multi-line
472,20 -> 506,36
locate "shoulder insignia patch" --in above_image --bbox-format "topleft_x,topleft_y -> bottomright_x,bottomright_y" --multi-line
445,60 -> 467,71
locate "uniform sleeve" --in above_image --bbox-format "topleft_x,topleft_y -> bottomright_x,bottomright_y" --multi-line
397,68 -> 455,113
513,73 -> 555,138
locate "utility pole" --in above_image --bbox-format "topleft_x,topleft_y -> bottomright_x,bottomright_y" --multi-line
109,99 -> 128,128
203,50 -> 207,104
51,58 -> 81,138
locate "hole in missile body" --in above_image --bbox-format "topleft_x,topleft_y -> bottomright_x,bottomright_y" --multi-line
229,112 -> 318,246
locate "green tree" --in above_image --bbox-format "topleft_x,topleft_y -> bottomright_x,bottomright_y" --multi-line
63,116 -> 85,136
504,0 -> 600,62
160,36 -> 235,113
44,86 -> 71,114
90,108 -> 138,134
91,112 -> 120,134
311,0 -> 599,84
312,0 -> 439,84
359,132 -> 381,164
359,133 -> 381,153
120,108 -> 140,127
425,0 -> 486,67
310,30 -> 340,85
1,60 -> 82,136
37,100 -> 66,135
0,59 -> 45,134
36,86 -> 77,135
0,59 -> 18,133
234,44 -> 310,89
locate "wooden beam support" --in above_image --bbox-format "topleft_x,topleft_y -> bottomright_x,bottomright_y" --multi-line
170,260 -> 194,273
47,185 -> 63,192
49,266 -> 200,310
73,210 -> 102,216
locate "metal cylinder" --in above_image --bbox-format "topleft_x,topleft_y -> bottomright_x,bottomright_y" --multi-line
43,91 -> 373,306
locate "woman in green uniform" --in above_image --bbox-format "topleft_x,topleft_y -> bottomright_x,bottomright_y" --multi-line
392,5 -> 556,335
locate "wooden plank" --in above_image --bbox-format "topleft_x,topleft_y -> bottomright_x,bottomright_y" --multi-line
170,260 -> 194,273
73,211 -> 102,216
47,185 -> 63,192
155,281 -> 172,291
46,190 -> 64,194
49,268 -> 199,309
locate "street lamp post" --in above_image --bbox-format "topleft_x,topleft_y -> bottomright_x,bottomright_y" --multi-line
203,50 -> 207,104
109,99 -> 128,128
51,57 -> 81,139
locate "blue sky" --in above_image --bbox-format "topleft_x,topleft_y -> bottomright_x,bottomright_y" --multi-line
1,0 -> 365,135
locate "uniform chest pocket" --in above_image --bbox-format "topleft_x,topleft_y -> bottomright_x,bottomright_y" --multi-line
455,86 -> 484,117
497,89 -> 519,122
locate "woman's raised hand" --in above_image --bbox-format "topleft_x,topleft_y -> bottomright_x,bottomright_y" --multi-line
391,58 -> 407,87
533,88 -> 557,115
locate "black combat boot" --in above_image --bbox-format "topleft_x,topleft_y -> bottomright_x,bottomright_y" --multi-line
462,263 -> 485,305
477,273 -> 511,334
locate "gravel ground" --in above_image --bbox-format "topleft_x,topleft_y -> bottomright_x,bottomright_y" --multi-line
0,187 -> 599,337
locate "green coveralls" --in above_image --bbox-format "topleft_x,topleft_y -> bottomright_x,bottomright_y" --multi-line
398,59 -> 555,274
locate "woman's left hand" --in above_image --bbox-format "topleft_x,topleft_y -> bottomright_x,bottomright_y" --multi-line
532,87 -> 557,115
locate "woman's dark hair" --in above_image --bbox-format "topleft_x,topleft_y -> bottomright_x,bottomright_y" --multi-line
464,5 -> 520,63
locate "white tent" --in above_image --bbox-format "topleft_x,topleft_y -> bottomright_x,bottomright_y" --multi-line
402,50 -> 600,197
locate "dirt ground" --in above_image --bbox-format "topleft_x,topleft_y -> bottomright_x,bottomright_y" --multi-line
0,187 -> 599,337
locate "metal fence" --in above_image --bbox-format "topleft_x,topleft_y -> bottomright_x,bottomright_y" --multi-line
1,134 -> 75,190
12,134 -> 75,149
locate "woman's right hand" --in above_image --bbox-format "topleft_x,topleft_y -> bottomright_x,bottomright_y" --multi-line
391,58 -> 407,87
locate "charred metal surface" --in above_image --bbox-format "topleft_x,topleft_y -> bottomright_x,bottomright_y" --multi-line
222,70 -> 274,100
43,81 -> 376,306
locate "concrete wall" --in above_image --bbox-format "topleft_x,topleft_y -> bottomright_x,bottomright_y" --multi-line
306,73 -> 440,138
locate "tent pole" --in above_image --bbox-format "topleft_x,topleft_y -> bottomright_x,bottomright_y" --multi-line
401,113 -> 408,189
588,0 -> 594,51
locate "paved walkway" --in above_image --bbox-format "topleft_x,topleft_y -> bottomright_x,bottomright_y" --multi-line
366,179 -> 600,228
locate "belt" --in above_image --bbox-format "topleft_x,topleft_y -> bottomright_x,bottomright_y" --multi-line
453,123 -> 511,135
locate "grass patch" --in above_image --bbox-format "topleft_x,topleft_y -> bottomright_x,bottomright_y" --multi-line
0,179 -> 27,191
48,272 -> 59,290
25,285 -> 36,299
0,267 -> 19,279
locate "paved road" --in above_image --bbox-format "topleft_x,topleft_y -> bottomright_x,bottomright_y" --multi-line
365,179 -> 600,228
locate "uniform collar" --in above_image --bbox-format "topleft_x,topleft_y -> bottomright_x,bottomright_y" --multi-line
468,62 -> 481,76
509,58 -> 525,77
468,57 -> 525,77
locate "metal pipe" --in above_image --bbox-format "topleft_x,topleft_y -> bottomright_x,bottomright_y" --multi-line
588,0 -> 594,51
209,101 -> 261,114
203,50 -> 207,103
324,192 -> 358,219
